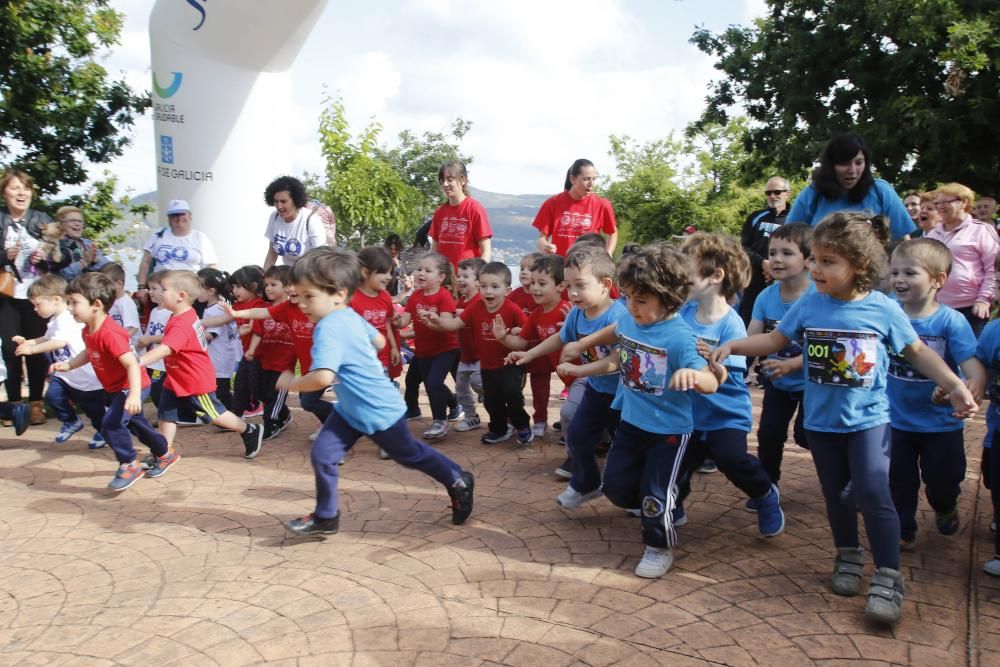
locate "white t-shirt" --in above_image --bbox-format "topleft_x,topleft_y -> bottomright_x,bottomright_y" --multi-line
143,306 -> 171,372
143,227 -> 219,271
264,208 -> 326,265
203,303 -> 241,378
3,222 -> 41,299
47,309 -> 103,391
109,295 -> 141,346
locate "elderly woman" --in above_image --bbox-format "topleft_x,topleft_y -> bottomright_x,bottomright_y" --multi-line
53,206 -> 109,280
917,192 -> 940,236
787,133 -> 916,241
0,170 -> 55,424
926,183 -> 1000,336
135,199 -> 219,297
262,176 -> 326,270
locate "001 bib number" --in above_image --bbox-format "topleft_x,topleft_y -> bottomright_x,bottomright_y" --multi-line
805,329 -> 878,388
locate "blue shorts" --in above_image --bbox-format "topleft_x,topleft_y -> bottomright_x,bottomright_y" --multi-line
158,387 -> 227,423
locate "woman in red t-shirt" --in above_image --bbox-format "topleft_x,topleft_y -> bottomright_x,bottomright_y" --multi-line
533,158 -> 618,257
429,160 -> 493,271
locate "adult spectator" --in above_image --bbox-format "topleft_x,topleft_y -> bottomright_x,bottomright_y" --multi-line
0,169 -> 54,424
917,193 -> 940,236
974,195 -> 998,230
926,183 -> 1000,336
384,233 -> 406,298
533,159 -> 617,256
429,160 -> 492,270
52,206 -> 109,280
787,133 -> 915,240
902,191 -> 922,236
262,176 -> 326,270
738,176 -> 791,325
136,200 -> 218,295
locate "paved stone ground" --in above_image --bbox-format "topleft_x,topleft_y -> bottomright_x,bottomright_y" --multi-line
0,385 -> 997,666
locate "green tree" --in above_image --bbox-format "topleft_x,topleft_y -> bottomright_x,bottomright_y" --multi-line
1,0 -> 151,195
691,1 -> 1000,193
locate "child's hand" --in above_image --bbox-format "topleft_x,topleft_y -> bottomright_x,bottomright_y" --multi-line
668,368 -> 700,391
50,361 -> 70,373
244,351 -> 255,361
560,341 -> 583,364
221,301 -> 237,318
966,377 -> 985,404
710,343 -> 733,365
492,315 -> 509,341
930,385 -> 950,405
14,340 -> 32,356
390,347 -> 401,367
124,391 -> 141,415
136,335 -> 152,349
275,370 -> 295,391
392,312 -> 411,329
556,362 -> 582,378
238,323 -> 252,337
759,357 -> 794,380
695,339 -> 713,360
11,335 -> 26,345
948,383 -> 979,419
505,350 -> 529,366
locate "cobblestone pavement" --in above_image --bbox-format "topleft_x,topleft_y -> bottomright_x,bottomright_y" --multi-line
0,387 -> 997,666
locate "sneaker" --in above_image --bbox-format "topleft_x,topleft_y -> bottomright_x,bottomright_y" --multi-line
242,404 -> 264,419
242,423 -> 264,459
11,403 -> 29,437
634,546 -> 673,578
831,546 -> 865,596
672,506 -> 688,527
447,406 -> 465,422
448,471 -> 475,525
696,459 -> 718,474
108,462 -> 145,492
139,453 -> 158,470
557,484 -> 601,508
559,388 -> 569,400
625,508 -> 642,518
985,556 -> 1000,577
264,414 -> 293,440
146,450 -> 180,478
285,512 -> 340,536
309,428 -> 320,442
756,484 -> 785,537
404,406 -> 422,420
992,520 -> 997,533
745,496 -> 760,513
87,432 -> 106,450
532,423 -> 547,438
553,421 -> 562,432
55,418 -> 85,443
455,415 -> 482,432
863,567 -> 905,625
900,535 -> 917,552
481,426 -> 514,444
378,448 -> 391,460
423,420 -> 449,440
935,507 -> 960,535
554,456 -> 572,479
516,427 -> 534,447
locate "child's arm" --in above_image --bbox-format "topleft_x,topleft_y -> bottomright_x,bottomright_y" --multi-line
669,364 -> 722,394
392,311 -> 412,328
746,319 -> 764,336
16,338 -> 67,356
49,350 -> 89,373
385,320 -> 401,366
556,354 -> 620,378
420,310 -> 462,331
560,324 -> 617,363
493,315 -> 533,350
372,332 -> 387,351
118,352 -> 145,415
136,334 -> 163,349
711,331 -> 790,364
138,344 -> 173,368
245,333 -> 261,360
125,326 -> 139,339
507,330 -> 564,366
759,355 -> 803,380
276,368 -> 334,393
958,357 -> 987,402
903,340 -> 978,418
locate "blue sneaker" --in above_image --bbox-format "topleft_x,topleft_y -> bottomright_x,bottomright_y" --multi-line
756,484 -> 785,537
55,418 -> 85,443
11,403 -> 29,437
107,462 -> 145,492
88,432 -> 106,449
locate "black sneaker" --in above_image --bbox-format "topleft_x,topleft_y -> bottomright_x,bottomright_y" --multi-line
11,403 -> 29,437
242,423 -> 264,459
449,471 -> 475,525
264,414 -> 293,441
285,512 -> 340,536
404,406 -> 422,420
554,457 -> 572,480
553,420 -> 562,432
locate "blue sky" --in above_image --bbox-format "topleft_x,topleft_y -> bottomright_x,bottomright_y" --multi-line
101,0 -> 766,197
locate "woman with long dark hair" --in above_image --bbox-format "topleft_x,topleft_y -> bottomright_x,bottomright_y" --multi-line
533,159 -> 617,256
428,160 -> 492,271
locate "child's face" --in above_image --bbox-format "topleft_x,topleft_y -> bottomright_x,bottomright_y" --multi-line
890,256 -> 943,306
113,280 -> 125,297
810,245 -> 858,300
478,272 -> 511,309
529,270 -> 563,306
624,287 -> 668,325
364,268 -> 392,292
767,237 -> 807,281
456,267 -> 479,298
264,278 -> 287,301
29,295 -> 61,319
148,281 -> 164,305
414,258 -> 443,291
67,293 -> 99,324
232,284 -> 254,303
197,284 -> 212,303
564,265 -> 609,310
518,260 -> 532,289
159,279 -> 184,311
686,256 -> 722,301
294,280 -> 347,322
286,285 -> 300,304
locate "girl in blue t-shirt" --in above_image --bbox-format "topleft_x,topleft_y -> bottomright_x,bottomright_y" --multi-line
713,213 -> 977,626
558,242 -> 722,580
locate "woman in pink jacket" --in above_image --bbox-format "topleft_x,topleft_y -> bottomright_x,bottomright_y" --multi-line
926,182 -> 1000,336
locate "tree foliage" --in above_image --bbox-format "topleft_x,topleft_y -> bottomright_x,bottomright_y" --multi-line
0,0 -> 151,195
691,0 -> 1000,194
54,170 -> 143,249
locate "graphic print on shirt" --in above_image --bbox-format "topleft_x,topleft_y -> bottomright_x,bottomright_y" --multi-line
192,318 -> 209,351
437,216 -> 470,246
360,307 -> 388,331
271,233 -> 302,257
618,334 -> 668,395
155,244 -> 190,263
579,334 -> 615,372
805,328 -> 878,387
763,318 -> 803,358
888,335 -> 945,382
555,211 -> 593,241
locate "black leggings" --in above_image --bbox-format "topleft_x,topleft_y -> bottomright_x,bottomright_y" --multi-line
0,296 -> 48,401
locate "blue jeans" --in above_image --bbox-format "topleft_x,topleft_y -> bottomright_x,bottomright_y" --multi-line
311,412 -> 462,518
806,425 -> 899,569
102,387 -> 168,465
413,351 -> 460,420
45,376 -> 106,429
566,384 -> 620,493
677,428 -> 772,504
889,428 -> 965,541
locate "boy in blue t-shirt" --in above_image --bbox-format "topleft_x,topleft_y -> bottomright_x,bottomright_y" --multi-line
887,239 -> 983,551
676,233 -> 785,538
975,253 -> 1000,576
274,247 -> 474,536
748,223 -> 814,487
559,242 -> 722,578
508,246 -> 626,509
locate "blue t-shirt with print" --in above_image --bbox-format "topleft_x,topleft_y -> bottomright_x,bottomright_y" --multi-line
787,179 -> 916,240
888,303 -> 976,433
679,301 -> 752,432
975,320 -> 1000,449
560,300 -> 628,395
311,308 -> 405,433
751,282 -> 814,393
778,290 -> 918,433
610,312 -> 706,435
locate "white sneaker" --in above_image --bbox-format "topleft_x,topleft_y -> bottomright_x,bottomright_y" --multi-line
634,546 -> 673,578
309,428 -> 320,442
557,484 -> 602,509
455,415 -> 482,432
423,420 -> 449,440
532,422 -> 546,438
378,448 -> 391,460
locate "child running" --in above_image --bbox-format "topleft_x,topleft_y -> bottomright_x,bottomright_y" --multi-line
197,268 -> 242,411
887,238 -> 983,551
452,257 -> 486,432
228,265 -> 269,419
99,262 -> 140,345
977,252 -> 1000,575
712,213 -> 976,625
276,247 -> 474,535
351,247 -> 402,380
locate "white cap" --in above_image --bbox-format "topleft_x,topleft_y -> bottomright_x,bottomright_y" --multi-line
166,199 -> 190,216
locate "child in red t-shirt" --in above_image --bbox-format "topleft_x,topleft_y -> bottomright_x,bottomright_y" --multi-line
56,273 -> 175,492
496,255 -> 570,438
423,261 -> 533,447
509,252 -> 542,317
453,257 -> 486,431
228,266 -> 268,420
138,271 -> 265,460
351,247 -> 402,379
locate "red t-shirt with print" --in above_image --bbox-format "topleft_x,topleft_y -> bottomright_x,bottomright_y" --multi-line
350,288 -> 395,372
234,297 -> 268,352
532,191 -> 617,257
508,286 -> 537,317
82,317 -> 149,393
430,197 -> 492,270
459,298 -> 526,370
252,309 -> 296,373
161,308 -> 216,397
268,299 -> 314,371
524,300 -> 572,372
405,288 -> 459,358
456,292 -> 482,364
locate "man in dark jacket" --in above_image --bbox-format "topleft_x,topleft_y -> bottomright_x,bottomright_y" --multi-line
739,177 -> 791,326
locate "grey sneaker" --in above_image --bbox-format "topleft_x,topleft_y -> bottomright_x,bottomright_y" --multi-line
557,484 -> 601,508
455,415 -> 482,432
830,546 -> 865,596
634,546 -> 673,578
863,567 -> 905,624
423,420 -> 449,440
447,405 -> 465,422
531,422 -> 546,438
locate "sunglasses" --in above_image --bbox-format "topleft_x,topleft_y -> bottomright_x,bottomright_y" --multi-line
764,190 -> 788,196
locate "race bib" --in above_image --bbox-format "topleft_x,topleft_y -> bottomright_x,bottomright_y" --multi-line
618,335 -> 668,396
805,328 -> 878,388
888,335 -> 944,382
